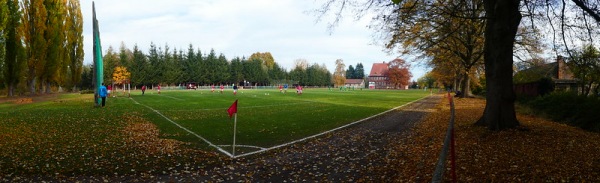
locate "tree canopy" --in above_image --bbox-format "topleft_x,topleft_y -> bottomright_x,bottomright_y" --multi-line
7,0 -> 84,95
2,0 -> 25,97
75,43 -> 334,90
568,45 -> 600,96
333,59 -> 346,86
112,66 -> 130,85
249,52 -> 276,70
387,59 -> 412,89
316,0 -> 600,131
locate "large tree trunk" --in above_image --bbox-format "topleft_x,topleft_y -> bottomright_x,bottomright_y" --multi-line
584,81 -> 593,96
460,72 -> 472,98
39,84 -> 44,94
453,75 -> 461,91
8,85 -> 15,97
46,81 -> 52,94
28,67 -> 36,95
475,0 -> 521,130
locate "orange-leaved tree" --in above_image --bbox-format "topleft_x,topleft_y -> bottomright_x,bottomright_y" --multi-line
387,59 -> 412,89
112,66 -> 131,86
333,59 -> 346,87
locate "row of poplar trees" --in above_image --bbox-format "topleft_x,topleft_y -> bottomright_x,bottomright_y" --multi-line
0,0 -> 84,97
89,43 -> 332,89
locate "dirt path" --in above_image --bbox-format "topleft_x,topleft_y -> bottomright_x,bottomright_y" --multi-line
149,94 -> 444,182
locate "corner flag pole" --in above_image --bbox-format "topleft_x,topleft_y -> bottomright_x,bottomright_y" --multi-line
232,113 -> 237,157
227,99 -> 239,157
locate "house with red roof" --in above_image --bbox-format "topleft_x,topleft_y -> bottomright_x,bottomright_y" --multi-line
513,56 -> 578,96
369,61 -> 390,89
344,79 -> 365,88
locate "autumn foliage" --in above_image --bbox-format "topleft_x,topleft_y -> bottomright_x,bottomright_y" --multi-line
385,96 -> 600,182
0,104 -> 221,181
387,58 -> 412,89
112,66 -> 131,85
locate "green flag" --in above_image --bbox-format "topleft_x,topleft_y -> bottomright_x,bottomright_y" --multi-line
92,2 -> 103,106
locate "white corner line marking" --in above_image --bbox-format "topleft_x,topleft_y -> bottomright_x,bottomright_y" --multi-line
233,95 -> 431,158
129,98 -> 234,157
131,95 -> 432,159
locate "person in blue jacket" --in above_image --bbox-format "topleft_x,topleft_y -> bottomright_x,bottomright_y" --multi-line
99,83 -> 108,107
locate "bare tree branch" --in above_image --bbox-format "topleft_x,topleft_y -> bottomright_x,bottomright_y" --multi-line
571,0 -> 600,22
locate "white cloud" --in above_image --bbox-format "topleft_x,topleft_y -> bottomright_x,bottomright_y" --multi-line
81,0 -> 427,79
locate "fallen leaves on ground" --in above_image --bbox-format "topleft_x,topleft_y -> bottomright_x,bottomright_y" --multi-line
385,97 -> 600,182
2,95 -> 598,182
0,111 -> 223,182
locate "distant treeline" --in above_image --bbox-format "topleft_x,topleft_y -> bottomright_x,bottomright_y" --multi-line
81,43 -> 333,89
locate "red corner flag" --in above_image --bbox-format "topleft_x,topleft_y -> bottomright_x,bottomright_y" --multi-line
227,99 -> 238,118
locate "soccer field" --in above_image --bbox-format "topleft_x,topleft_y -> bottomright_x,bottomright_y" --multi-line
0,88 -> 430,158
126,88 -> 430,156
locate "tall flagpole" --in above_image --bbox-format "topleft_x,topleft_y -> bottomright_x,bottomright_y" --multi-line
92,1 -> 103,106
92,2 -> 97,106
232,113 -> 237,157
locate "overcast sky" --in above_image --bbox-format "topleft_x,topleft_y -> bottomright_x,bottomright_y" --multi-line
80,0 -> 427,80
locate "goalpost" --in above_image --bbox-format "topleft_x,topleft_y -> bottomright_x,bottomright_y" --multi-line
123,79 -> 130,97
115,79 -> 130,98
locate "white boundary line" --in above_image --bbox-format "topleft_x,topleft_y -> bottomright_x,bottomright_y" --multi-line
131,95 -> 431,159
157,94 -> 184,101
130,98 -> 234,157
159,101 -> 315,112
217,144 -> 267,150
233,95 -> 431,158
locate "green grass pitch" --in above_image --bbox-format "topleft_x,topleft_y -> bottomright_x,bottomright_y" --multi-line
0,88 -> 431,156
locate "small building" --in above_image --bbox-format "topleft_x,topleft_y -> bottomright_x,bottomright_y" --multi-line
513,56 -> 578,96
368,61 -> 390,89
344,79 -> 364,88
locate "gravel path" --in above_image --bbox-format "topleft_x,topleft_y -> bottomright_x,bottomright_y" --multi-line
154,94 -> 443,182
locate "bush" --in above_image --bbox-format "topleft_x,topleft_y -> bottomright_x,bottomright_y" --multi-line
471,87 -> 485,96
80,90 -> 94,94
526,92 -> 600,132
472,76 -> 486,96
